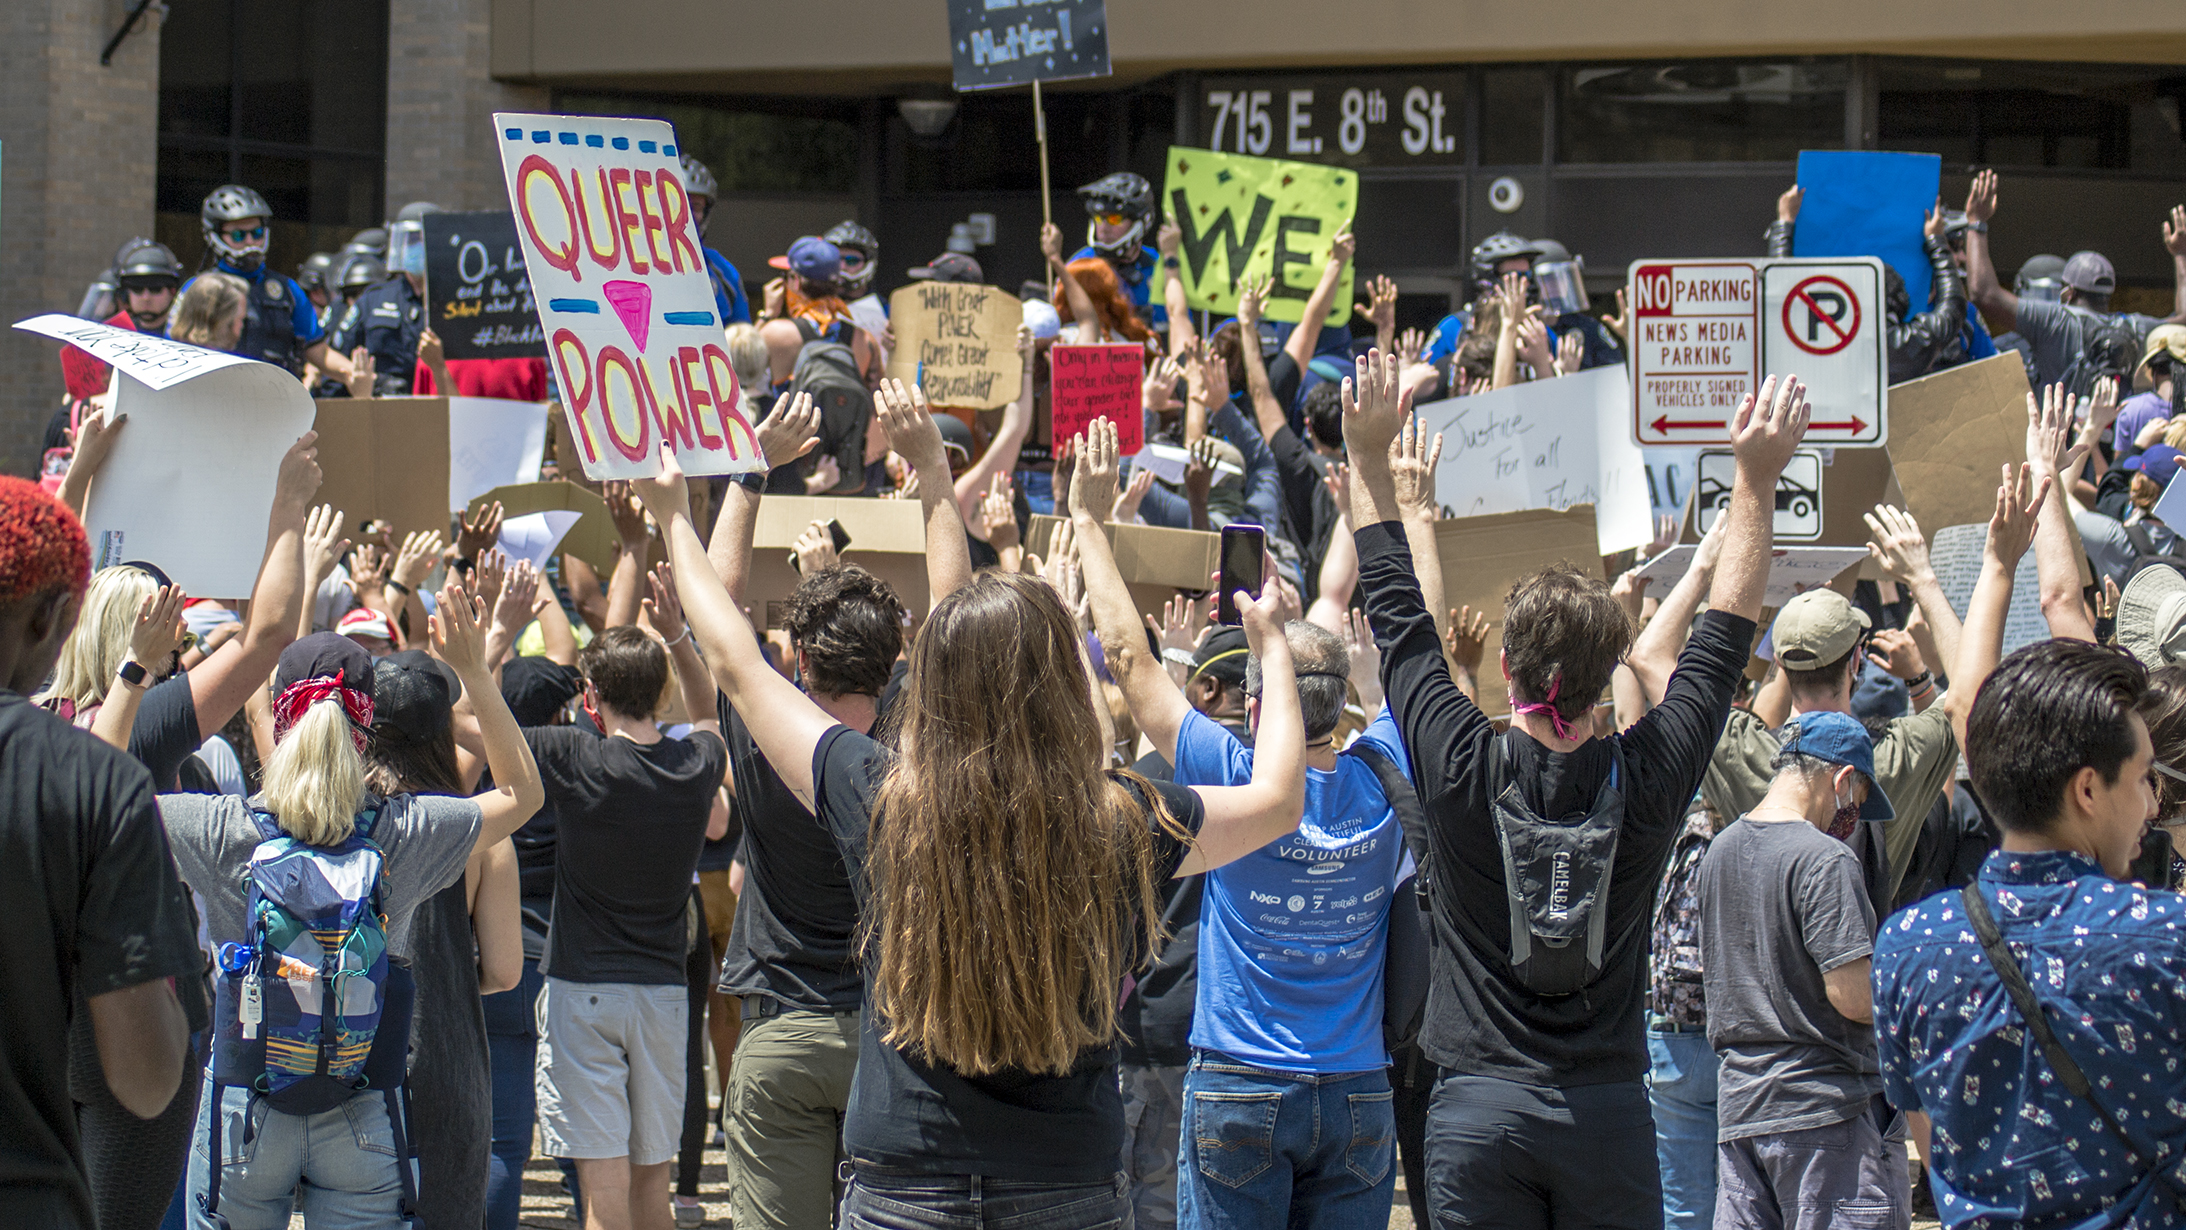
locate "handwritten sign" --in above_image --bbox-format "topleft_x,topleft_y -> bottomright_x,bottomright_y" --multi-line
1636,544 -> 1870,607
946,0 -> 1110,92
1411,365 -> 1654,555
1162,146 -> 1356,326
1049,344 -> 1145,455
494,111 -> 760,480
423,211 -> 543,360
885,282 -> 1022,410
17,312 -> 256,390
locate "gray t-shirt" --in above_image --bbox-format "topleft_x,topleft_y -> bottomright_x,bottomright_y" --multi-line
2014,299 -> 2158,390
1697,817 -> 1879,1141
158,792 -> 482,957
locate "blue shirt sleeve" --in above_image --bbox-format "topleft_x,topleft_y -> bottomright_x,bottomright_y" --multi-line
1172,708 -> 1253,789
1869,927 -> 1924,1113
1424,314 -> 1467,369
706,250 -> 751,326
1352,708 -> 1412,783
285,277 -> 326,345
1208,401 -> 1287,536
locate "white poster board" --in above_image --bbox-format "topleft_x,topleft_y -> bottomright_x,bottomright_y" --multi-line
448,397 -> 550,512
1635,544 -> 1869,607
1411,364 -> 1654,554
495,112 -> 762,480
16,314 -> 313,599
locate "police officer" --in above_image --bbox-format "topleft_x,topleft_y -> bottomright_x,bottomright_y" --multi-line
59,239 -> 184,403
1422,231 -> 1542,375
345,202 -> 440,396
319,252 -> 388,398
1530,238 -> 1623,371
827,219 -> 887,362
679,154 -> 752,326
189,184 -> 351,381
297,252 -> 338,327
1072,172 -> 1165,327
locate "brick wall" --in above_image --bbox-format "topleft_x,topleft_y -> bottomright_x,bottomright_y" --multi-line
386,0 -> 548,214
0,0 -> 161,475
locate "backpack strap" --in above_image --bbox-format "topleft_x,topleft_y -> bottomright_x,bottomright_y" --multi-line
1344,741 -> 1428,878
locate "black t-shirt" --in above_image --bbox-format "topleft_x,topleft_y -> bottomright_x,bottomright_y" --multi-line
717,700 -> 863,1010
527,725 -> 729,985
1356,523 -> 1752,1087
126,672 -> 201,793
0,693 -> 200,1230
812,726 -> 1204,1182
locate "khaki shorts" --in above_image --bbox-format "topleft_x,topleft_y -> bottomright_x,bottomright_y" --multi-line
535,977 -> 689,1165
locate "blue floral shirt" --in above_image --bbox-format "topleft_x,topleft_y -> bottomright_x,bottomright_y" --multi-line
1873,849 -> 2186,1230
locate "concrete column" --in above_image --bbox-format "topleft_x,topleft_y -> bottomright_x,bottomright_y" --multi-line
0,0 -> 162,473
385,0 -> 548,214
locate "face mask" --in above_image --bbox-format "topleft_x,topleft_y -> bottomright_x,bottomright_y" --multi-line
395,238 -> 426,277
1826,791 -> 1860,843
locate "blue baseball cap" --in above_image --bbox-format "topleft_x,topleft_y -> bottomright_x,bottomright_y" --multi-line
1780,711 -> 1893,821
769,236 -> 841,283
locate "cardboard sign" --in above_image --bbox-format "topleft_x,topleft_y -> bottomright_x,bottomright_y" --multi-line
466,481 -> 618,576
1411,365 -> 1654,555
13,316 -> 316,599
1637,544 -> 1870,607
448,397 -> 551,512
312,399 -> 457,546
884,282 -> 1023,410
423,211 -> 544,361
1026,516 -> 1220,591
1434,505 -> 1602,718
1049,344 -> 1146,455
1882,354 -> 2031,537
1792,151 -> 1942,319
745,495 -> 932,630
1162,146 -> 1357,326
494,112 -> 761,480
946,0 -> 1110,91
1627,258 -> 1888,447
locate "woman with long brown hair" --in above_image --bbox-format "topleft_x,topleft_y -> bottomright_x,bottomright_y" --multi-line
635,383 -> 1307,1227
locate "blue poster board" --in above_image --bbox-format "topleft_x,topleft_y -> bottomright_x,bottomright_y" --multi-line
1792,151 -> 1942,312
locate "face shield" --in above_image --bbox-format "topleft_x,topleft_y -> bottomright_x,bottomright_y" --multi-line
2018,276 -> 2063,304
1534,257 -> 1589,316
389,221 -> 428,278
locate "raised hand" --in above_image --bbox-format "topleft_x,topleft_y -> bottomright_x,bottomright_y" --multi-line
1156,218 -> 1182,260
1237,273 -> 1271,331
491,559 -> 540,637
128,584 -> 190,670
470,547 -> 509,614
1389,414 -> 1442,522
630,443 -> 694,524
1862,505 -> 1934,586
1865,627 -> 1926,681
1321,462 -> 1352,524
1603,287 -> 1629,343
642,562 -> 688,643
1341,607 -> 1382,701
1113,468 -> 1155,524
430,582 -> 490,676
276,430 -> 325,508
1445,604 -> 1491,672
1965,169 -> 1998,225
457,499 -> 504,560
755,390 -> 822,470
1777,184 -> 1804,224
302,504 -> 351,582
1355,275 -> 1398,333
1070,417 -> 1122,524
417,328 -> 445,369
980,473 -> 1020,551
2167,205 -> 2186,260
1729,375 -> 1810,482
392,528 -> 447,592
793,519 -> 841,575
1340,348 -> 1413,469
2026,383 -> 2081,476
1040,221 -> 1067,269
1327,219 -> 1356,269
346,348 -> 377,399
68,407 -> 127,480
1555,328 -> 1585,377
1514,312 -> 1553,378
1235,573 -> 1288,659
874,378 -> 948,475
1142,354 -> 1184,414
1395,327 -> 1428,369
1987,462 -> 2047,567
603,481 -> 650,546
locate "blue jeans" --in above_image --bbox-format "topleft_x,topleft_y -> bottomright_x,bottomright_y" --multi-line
185,1073 -> 405,1230
1648,1028 -> 1721,1230
1175,1053 -> 1396,1230
841,1166 -> 1129,1229
482,957 -> 546,1230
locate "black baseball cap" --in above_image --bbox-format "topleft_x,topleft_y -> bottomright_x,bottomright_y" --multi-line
501,656 -> 582,726
371,653 -> 453,746
909,252 -> 983,284
1189,626 -> 1250,688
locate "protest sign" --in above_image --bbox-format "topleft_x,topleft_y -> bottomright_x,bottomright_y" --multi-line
747,495 -> 931,631
1163,146 -> 1357,326
423,211 -> 543,360
16,314 -> 314,598
1412,365 -> 1654,555
448,397 -> 551,512
1882,353 -> 2030,535
946,0 -> 1109,91
2156,469 -> 2186,531
312,398 -> 455,545
1049,344 -> 1146,455
1434,505 -> 1601,718
1131,442 -> 1242,485
1792,151 -> 1942,318
467,481 -> 618,575
1026,515 -> 1221,620
1929,523 -> 2048,657
884,282 -> 1023,410
494,112 -> 761,481
1637,544 -> 1870,607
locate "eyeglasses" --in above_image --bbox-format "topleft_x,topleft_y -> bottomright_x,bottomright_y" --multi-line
222,226 -> 268,244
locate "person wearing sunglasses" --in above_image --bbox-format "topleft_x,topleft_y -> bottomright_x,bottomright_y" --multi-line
183,183 -> 353,384
1071,172 -> 1167,330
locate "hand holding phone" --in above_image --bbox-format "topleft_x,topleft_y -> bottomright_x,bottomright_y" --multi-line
1216,524 -> 1265,626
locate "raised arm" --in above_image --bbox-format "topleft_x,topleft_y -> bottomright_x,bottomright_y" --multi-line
1864,505 -> 1964,680
633,447 -> 838,808
1236,277 -> 1288,442
603,481 -> 651,629
2163,206 -> 2186,325
1952,465 -> 2045,751
1073,419 -> 1192,763
189,431 -> 318,734
1707,376 -> 1810,622
2025,384 -> 2097,642
90,585 -> 189,752
707,392 -> 821,604
1357,275 -> 1398,359
643,561 -> 721,739
433,582 -> 545,850
1157,219 -> 1195,356
1176,574 -> 1307,876
875,379 -> 974,611
57,406 -> 124,521
1961,170 -> 2016,325
954,326 -> 1037,513
1389,412 -> 1447,646
1042,222 -> 1102,341
1283,220 -> 1354,372
1627,519 -> 1725,707
297,504 -> 350,639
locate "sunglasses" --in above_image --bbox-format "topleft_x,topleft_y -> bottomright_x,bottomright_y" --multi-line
1092,212 -> 1131,227
222,226 -> 268,243
837,251 -> 870,270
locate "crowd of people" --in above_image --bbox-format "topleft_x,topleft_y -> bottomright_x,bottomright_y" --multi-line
11,147 -> 2186,1230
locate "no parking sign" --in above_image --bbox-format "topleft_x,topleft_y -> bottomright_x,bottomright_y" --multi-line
1630,257 -> 1886,447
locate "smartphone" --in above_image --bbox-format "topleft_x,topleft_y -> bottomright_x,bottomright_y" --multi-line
2129,826 -> 2175,889
788,519 -> 854,573
1216,524 -> 1265,626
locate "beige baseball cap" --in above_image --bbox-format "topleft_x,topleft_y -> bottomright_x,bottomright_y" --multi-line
1772,589 -> 1871,668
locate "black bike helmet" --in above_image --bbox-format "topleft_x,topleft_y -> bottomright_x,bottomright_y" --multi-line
201,185 -> 274,272
824,221 -> 879,298
1076,173 -> 1154,265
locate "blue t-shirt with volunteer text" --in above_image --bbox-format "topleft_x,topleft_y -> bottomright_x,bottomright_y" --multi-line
182,261 -> 327,349
1172,706 -> 1410,1073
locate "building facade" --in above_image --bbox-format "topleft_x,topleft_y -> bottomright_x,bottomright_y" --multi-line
2,0 -> 2184,472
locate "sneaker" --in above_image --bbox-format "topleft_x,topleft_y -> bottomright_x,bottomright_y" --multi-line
674,1197 -> 706,1229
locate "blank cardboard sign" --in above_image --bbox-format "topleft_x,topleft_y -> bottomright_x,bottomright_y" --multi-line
1025,515 -> 1222,619
745,495 -> 932,631
313,398 -> 454,543
1436,505 -> 1602,718
1883,354 -> 2029,537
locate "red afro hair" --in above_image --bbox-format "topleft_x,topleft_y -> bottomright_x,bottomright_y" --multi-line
0,478 -> 90,608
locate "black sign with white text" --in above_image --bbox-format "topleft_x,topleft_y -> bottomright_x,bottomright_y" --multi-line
946,0 -> 1110,92
422,211 -> 543,361
1198,72 -> 1466,168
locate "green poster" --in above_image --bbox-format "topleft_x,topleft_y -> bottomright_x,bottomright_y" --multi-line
1162,145 -> 1356,326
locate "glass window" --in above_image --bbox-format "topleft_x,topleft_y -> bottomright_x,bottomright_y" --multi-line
889,91 -> 1121,195
1877,61 -> 2146,171
1480,67 -> 1547,165
555,94 -> 861,194
1558,60 -> 1847,163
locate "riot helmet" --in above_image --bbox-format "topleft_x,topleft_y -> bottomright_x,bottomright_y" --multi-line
297,252 -> 338,296
1529,238 -> 1589,316
342,227 -> 389,260
202,184 -> 274,273
1076,173 -> 1154,265
387,202 -> 443,280
825,221 -> 879,298
337,252 -> 387,299
114,240 -> 184,330
1469,231 -> 1543,298
2016,253 -> 2067,303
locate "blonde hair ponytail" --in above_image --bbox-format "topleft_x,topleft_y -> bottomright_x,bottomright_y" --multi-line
261,697 -> 367,846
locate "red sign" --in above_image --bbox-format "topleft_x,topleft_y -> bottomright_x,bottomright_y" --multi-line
1781,275 -> 1860,356
1049,344 -> 1146,456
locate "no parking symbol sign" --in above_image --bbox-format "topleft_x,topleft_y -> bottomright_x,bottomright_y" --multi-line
1763,259 -> 1886,446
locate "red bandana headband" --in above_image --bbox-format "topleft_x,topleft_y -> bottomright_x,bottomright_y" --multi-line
272,669 -> 375,752
1511,673 -> 1583,742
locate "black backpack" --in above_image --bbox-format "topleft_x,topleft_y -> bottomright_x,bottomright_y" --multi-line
785,319 -> 873,493
1342,743 -> 1431,1051
2056,307 -> 2139,402
1486,736 -> 1626,997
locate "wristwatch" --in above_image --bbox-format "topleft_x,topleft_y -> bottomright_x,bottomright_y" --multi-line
1964,220 -> 1988,234
115,658 -> 148,689
733,472 -> 768,493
